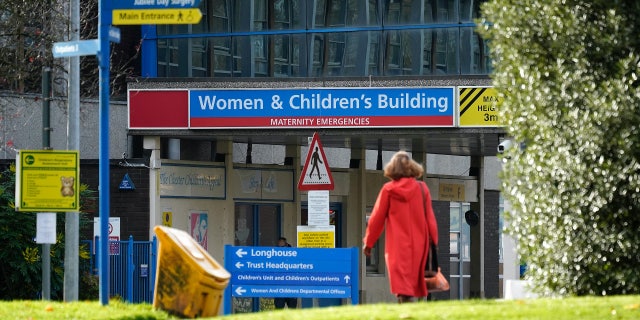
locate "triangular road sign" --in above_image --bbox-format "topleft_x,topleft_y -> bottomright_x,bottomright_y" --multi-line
119,173 -> 135,190
298,132 -> 334,191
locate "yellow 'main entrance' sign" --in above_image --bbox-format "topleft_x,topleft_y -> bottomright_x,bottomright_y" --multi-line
112,8 -> 202,25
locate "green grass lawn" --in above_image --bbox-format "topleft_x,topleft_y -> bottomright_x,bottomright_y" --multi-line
1,295 -> 639,319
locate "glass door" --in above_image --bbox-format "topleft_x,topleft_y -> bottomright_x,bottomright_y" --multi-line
233,203 -> 282,313
449,202 -> 471,299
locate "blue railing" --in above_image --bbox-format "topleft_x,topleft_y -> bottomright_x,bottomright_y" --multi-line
82,236 -> 157,303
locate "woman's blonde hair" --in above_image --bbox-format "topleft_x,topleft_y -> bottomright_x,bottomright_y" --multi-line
383,151 -> 424,180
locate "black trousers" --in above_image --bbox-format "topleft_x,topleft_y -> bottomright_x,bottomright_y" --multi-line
274,297 -> 297,309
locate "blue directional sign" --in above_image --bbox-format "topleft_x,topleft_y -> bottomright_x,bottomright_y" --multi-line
111,0 -> 202,9
223,245 -> 359,315
231,285 -> 351,298
52,39 -> 100,58
232,272 -> 352,286
109,26 -> 121,43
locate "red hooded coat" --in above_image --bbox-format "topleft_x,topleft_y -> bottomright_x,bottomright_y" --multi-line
363,177 -> 439,298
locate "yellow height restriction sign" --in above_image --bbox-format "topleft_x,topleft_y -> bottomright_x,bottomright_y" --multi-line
459,87 -> 501,127
15,150 -> 80,212
112,8 -> 202,25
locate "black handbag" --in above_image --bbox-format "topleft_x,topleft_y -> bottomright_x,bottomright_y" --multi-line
420,182 -> 438,277
419,181 -> 450,292
425,242 -> 439,278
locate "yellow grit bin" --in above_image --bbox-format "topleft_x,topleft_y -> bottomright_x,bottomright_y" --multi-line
153,225 -> 230,318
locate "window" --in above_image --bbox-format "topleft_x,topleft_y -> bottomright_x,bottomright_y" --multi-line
233,203 -> 281,313
450,202 -> 470,259
152,0 -> 491,78
365,208 -> 383,274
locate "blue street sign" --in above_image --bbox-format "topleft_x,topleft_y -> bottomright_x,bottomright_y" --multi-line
230,246 -> 352,261
231,258 -> 351,273
109,26 -> 121,43
111,0 -> 201,10
231,285 -> 351,299
52,39 -> 100,58
223,245 -> 359,314
232,272 -> 352,286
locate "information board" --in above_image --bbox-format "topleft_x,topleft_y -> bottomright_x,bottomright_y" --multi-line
15,150 -> 79,212
223,245 -> 359,314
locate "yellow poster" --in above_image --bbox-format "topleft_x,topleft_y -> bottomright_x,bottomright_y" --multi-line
16,150 -> 79,212
297,225 -> 335,248
162,211 -> 173,227
439,182 -> 465,202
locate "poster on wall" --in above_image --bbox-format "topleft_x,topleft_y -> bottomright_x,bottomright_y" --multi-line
190,211 -> 208,250
162,209 -> 173,227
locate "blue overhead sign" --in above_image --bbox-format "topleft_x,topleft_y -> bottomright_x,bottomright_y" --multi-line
223,245 -> 359,314
111,0 -> 201,9
52,39 -> 100,58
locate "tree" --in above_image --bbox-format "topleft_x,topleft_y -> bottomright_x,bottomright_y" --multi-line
0,163 -> 97,299
0,0 -> 140,98
480,0 -> 640,295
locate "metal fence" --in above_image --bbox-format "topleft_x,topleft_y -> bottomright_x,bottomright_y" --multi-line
82,236 -> 157,303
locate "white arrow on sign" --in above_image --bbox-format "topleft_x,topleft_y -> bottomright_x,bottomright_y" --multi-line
236,248 -> 247,258
235,286 -> 246,296
235,261 -> 244,269
344,275 -> 351,284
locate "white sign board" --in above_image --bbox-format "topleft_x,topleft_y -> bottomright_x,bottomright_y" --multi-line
36,212 -> 57,244
307,190 -> 329,226
93,217 -> 121,254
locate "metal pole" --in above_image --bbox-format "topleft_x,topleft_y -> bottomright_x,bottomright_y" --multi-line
98,0 -> 111,306
64,0 -> 81,301
41,67 -> 51,300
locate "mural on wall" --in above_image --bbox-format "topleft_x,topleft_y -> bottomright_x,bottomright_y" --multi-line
235,216 -> 250,245
159,161 -> 225,199
190,211 -> 208,250
234,168 -> 294,200
237,169 -> 261,194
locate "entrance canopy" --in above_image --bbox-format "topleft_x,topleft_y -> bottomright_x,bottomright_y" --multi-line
128,127 -> 504,157
127,78 -> 503,157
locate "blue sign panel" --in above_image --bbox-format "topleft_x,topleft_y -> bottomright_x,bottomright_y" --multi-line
118,173 -> 135,190
231,285 -> 351,299
109,26 -> 121,43
52,39 -> 100,58
189,87 -> 455,129
111,0 -> 202,9
223,245 -> 359,314
232,272 -> 352,286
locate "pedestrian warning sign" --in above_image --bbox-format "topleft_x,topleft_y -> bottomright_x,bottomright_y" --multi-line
298,132 -> 334,191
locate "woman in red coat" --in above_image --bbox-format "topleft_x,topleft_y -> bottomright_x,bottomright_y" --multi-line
363,151 -> 439,303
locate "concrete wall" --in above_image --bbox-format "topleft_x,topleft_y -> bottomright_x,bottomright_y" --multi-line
0,93 -> 128,159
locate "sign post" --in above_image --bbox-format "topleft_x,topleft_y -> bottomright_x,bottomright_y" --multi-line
60,0 -> 202,305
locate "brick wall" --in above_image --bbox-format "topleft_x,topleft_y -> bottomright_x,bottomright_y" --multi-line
80,160 -> 150,241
